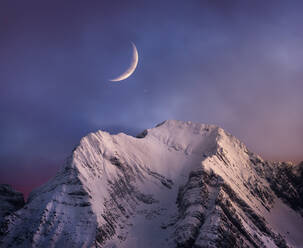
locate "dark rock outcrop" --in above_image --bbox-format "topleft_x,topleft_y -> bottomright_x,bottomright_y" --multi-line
0,184 -> 24,224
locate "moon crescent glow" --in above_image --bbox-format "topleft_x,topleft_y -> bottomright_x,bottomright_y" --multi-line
110,42 -> 138,82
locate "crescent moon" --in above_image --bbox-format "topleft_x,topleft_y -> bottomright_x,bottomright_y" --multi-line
109,42 -> 138,82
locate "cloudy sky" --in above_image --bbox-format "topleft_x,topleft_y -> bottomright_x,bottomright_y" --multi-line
1,0 -> 303,197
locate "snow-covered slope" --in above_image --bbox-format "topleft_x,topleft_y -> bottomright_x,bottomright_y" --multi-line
1,120 -> 302,248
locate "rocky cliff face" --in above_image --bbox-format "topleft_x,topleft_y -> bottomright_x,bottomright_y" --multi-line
0,120 -> 302,248
0,185 -> 24,227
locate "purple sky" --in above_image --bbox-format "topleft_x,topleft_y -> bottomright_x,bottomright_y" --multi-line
1,0 -> 303,197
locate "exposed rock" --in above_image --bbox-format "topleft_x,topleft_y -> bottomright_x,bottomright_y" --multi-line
0,185 -> 24,224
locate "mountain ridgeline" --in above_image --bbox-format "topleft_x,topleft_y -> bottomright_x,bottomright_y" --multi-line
0,120 -> 302,248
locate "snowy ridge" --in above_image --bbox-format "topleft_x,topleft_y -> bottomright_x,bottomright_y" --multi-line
0,120 -> 302,247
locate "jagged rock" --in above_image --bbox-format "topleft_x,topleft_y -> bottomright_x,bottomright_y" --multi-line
0,185 -> 24,225
0,120 -> 302,247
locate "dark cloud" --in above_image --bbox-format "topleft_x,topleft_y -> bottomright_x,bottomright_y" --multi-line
1,0 -> 303,196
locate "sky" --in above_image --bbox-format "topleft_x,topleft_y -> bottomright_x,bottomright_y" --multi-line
1,0 -> 303,197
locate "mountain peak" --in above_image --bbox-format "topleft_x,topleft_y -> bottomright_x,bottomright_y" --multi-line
1,121 -> 303,247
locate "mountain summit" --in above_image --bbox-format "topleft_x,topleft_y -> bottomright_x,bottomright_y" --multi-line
1,120 -> 303,247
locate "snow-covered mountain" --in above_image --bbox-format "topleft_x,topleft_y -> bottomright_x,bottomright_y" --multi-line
1,120 -> 303,248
